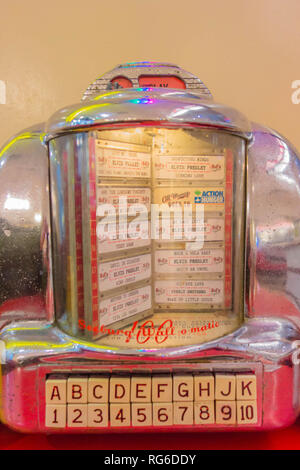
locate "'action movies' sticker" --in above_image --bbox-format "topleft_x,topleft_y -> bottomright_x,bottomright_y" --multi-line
153,187 -> 225,209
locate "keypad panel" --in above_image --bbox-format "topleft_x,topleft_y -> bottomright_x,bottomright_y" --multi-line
45,372 -> 258,428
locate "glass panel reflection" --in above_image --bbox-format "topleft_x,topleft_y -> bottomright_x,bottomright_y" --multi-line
50,127 -> 246,349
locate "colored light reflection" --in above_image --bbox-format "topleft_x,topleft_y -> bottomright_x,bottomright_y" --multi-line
65,103 -> 110,123
0,132 -> 35,159
122,61 -> 160,68
92,90 -> 125,100
129,97 -> 155,105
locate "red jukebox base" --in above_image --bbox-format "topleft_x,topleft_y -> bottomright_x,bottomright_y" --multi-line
1,422 -> 300,450
0,316 -> 299,434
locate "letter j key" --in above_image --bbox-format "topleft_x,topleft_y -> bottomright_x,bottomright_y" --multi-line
215,374 -> 236,400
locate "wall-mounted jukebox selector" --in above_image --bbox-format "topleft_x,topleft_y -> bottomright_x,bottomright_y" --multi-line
45,372 -> 258,429
0,61 -> 300,433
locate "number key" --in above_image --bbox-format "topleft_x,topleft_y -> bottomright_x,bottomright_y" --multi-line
110,404 -> 131,427
45,404 -> 66,428
215,401 -> 236,425
131,403 -> 152,426
174,402 -> 193,425
153,403 -> 173,426
194,401 -> 215,425
237,401 -> 258,425
88,403 -> 109,427
67,404 -> 88,427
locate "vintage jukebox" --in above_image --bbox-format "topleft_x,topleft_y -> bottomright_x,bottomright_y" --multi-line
0,61 -> 300,433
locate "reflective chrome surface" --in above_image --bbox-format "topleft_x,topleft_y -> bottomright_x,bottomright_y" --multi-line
0,124 -> 53,327
82,61 -> 213,101
45,88 -> 251,142
247,124 -> 300,328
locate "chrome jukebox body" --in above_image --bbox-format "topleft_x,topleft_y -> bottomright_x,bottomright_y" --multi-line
0,62 -> 300,433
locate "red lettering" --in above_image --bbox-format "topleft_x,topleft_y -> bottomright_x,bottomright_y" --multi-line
72,384 -> 82,400
136,320 -> 155,344
52,408 -> 58,424
221,405 -> 232,420
114,384 -> 125,399
116,408 -> 126,422
178,382 -> 189,398
136,384 -> 146,399
157,383 -> 167,398
198,382 -> 210,398
220,382 -> 232,397
73,408 -> 83,423
50,386 -> 61,401
155,319 -> 173,344
158,408 -> 168,422
241,380 -> 252,396
93,384 -> 103,400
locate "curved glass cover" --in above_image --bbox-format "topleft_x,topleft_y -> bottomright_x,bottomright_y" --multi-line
49,127 -> 246,349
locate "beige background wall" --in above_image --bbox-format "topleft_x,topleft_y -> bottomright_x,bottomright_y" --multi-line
0,0 -> 300,149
